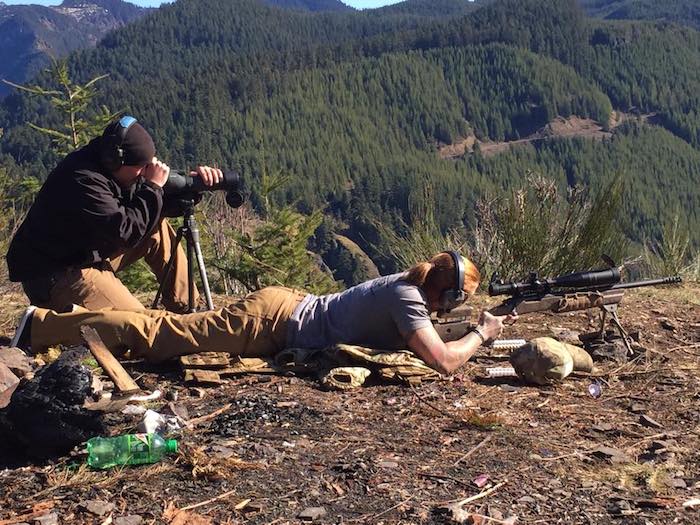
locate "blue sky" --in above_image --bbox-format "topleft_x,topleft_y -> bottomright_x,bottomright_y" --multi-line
1,0 -> 404,8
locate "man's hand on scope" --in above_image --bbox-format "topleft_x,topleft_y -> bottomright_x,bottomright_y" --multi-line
191,166 -> 223,187
143,157 -> 170,188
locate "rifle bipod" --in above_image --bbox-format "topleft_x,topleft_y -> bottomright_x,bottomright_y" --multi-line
599,304 -> 634,355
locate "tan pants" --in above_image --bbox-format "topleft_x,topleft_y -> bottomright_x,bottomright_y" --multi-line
30,287 -> 306,363
27,219 -> 197,313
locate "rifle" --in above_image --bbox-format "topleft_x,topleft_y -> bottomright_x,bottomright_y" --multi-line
433,267 -> 682,353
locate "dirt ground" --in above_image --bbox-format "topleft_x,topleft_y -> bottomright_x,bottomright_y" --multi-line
0,285 -> 698,525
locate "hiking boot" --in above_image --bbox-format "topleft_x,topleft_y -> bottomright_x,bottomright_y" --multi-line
10,305 -> 36,352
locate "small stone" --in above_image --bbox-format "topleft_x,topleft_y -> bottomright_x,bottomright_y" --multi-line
82,500 -> 115,516
607,499 -> 632,515
517,496 -> 536,504
0,362 -> 20,409
209,445 -> 236,459
298,507 -> 327,521
550,327 -> 582,345
378,461 -> 399,469
0,347 -> 33,376
115,516 -> 143,525
189,387 -> 206,399
498,384 -> 521,393
591,423 -> 615,433
672,478 -> 688,489
591,446 -> 632,464
588,342 -> 628,363
165,390 -> 179,402
649,440 -> 674,452
659,318 -> 676,331
384,397 -> 398,406
640,415 -> 664,429
488,507 -> 504,520
33,513 -> 59,525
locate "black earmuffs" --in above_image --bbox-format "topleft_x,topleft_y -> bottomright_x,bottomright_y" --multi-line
99,115 -> 137,172
438,250 -> 466,312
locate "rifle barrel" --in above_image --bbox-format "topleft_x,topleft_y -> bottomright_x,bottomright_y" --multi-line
611,276 -> 682,290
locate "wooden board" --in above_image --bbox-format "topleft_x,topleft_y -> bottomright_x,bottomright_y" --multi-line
184,369 -> 223,385
80,326 -> 140,394
180,352 -> 231,369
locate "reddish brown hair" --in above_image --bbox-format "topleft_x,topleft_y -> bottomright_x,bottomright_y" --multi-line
404,252 -> 480,296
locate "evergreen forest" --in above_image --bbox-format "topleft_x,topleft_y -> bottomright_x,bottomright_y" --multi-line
0,0 -> 698,284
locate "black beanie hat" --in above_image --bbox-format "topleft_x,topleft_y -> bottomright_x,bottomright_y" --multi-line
120,122 -> 156,166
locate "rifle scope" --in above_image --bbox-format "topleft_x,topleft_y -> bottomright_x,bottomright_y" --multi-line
489,268 -> 621,296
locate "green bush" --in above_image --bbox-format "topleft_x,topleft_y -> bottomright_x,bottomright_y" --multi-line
469,173 -> 627,283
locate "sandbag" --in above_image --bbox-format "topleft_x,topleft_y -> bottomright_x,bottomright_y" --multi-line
510,337 -> 574,385
321,367 -> 372,390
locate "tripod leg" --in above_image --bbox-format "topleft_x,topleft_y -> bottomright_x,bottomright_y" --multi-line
187,235 -> 197,313
152,226 -> 186,309
192,235 -> 215,311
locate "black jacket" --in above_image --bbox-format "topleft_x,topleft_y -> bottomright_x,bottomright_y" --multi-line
7,138 -> 163,282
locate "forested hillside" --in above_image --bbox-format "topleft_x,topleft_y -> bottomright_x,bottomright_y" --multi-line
579,0 -> 700,30
0,0 -> 698,278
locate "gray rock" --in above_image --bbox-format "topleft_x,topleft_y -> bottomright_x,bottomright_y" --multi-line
550,327 -> 582,345
659,318 -> 677,331
630,402 -> 646,413
517,496 -> 536,504
298,507 -> 327,522
591,446 -> 632,464
33,513 -> 59,525
639,415 -> 664,429
672,478 -> 687,489
0,362 -> 20,409
115,516 -> 143,525
0,347 -> 33,376
588,341 -> 628,363
81,500 -> 115,516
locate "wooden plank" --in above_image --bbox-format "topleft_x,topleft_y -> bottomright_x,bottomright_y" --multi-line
179,352 -> 231,369
80,326 -> 140,394
184,369 -> 223,385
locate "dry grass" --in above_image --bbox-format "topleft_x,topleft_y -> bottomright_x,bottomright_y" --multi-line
176,443 -> 261,481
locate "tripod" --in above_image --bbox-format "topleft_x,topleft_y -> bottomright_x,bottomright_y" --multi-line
152,199 -> 214,312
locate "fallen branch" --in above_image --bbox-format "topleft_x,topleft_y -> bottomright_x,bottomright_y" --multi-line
440,480 -> 508,506
179,488 -> 238,512
0,501 -> 54,525
367,495 -> 415,521
453,435 -> 492,467
187,403 -> 232,427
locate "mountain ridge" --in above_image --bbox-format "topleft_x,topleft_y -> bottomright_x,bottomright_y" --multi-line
0,0 -> 150,97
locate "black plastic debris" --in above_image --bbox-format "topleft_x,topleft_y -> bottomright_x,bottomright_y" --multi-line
0,346 -> 106,464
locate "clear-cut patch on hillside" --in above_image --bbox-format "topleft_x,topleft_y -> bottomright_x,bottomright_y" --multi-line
440,112 -> 657,159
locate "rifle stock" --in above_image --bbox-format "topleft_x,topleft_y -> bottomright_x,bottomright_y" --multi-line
488,289 -> 626,316
430,273 -> 681,345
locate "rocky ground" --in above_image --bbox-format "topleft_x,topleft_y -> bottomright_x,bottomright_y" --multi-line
0,285 -> 698,525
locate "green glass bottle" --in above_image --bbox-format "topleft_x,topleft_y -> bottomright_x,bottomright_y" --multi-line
87,433 -> 178,469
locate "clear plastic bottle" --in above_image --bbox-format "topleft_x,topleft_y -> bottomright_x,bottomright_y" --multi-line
87,433 -> 178,469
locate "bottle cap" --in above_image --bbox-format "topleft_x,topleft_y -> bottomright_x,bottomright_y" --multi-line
166,439 -> 178,454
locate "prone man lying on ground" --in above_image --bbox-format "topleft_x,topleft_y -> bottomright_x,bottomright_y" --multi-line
12,251 -> 515,375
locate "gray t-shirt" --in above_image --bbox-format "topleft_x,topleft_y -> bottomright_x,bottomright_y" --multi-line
287,273 -> 432,350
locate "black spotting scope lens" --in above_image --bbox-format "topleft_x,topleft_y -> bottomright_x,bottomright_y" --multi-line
162,170 -> 245,209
